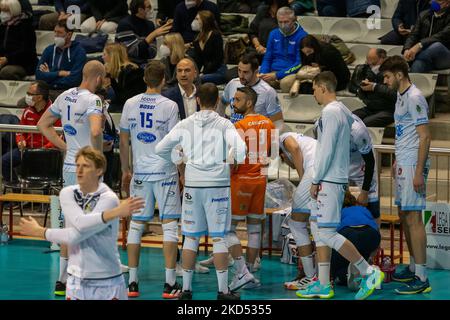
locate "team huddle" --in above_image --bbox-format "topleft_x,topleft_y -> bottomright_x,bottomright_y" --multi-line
19,54 -> 431,300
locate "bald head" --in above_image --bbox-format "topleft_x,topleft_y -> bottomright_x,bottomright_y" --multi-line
366,48 -> 387,68
82,60 -> 106,80
176,58 -> 198,88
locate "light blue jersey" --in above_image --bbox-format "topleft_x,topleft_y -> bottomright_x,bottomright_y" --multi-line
50,88 -> 103,172
394,84 -> 429,165
119,93 -> 179,181
222,78 -> 282,123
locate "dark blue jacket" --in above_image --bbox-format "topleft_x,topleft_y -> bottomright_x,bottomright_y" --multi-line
35,41 -> 86,90
55,0 -> 90,14
392,0 -> 430,31
162,85 -> 199,120
337,206 -> 379,232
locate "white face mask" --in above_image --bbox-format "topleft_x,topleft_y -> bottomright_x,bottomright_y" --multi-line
191,19 -> 201,32
145,8 -> 154,21
159,44 -> 171,58
185,0 -> 197,9
54,36 -> 66,48
25,95 -> 35,106
0,11 -> 11,24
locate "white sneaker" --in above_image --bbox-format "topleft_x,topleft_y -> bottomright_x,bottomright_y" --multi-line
284,276 -> 317,290
248,257 -> 261,273
229,271 -> 257,291
243,277 -> 261,290
199,254 -> 235,268
121,264 -> 129,273
195,262 -> 210,274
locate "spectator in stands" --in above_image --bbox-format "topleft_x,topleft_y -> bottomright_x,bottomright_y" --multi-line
80,0 -> 128,34
162,57 -> 199,120
35,20 -> 86,99
156,0 -> 182,26
159,33 -> 187,87
259,6 -> 307,92
17,0 -> 31,19
102,43 -> 146,113
289,0 -> 315,15
0,0 -> 37,80
289,34 -> 350,94
331,191 -> 381,290
317,0 -> 380,18
249,0 -> 289,58
218,0 -> 262,13
39,0 -> 91,31
352,48 -> 396,127
380,0 -> 429,46
2,81 -> 61,182
116,0 -> 172,66
171,0 -> 220,43
403,0 -> 450,73
191,10 -> 227,84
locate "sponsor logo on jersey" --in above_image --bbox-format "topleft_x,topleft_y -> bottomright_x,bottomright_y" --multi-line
141,96 -> 157,103
95,99 -> 102,107
416,105 -> 422,113
137,132 -> 157,144
134,180 -> 143,185
63,124 -> 77,136
168,191 -> 175,196
162,181 -> 177,187
184,210 -> 193,215
398,167 -> 402,176
183,220 -> 195,225
64,96 -> 77,103
216,208 -> 228,215
211,197 -> 229,203
185,193 -> 192,200
237,191 -> 252,197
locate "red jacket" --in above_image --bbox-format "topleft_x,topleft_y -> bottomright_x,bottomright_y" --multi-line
15,100 -> 61,149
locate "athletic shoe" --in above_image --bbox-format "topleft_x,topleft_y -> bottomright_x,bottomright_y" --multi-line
392,267 -> 415,282
347,264 -> 362,292
217,290 -> 241,300
296,281 -> 334,299
195,262 -> 210,274
242,277 -> 261,289
355,268 -> 384,300
162,282 -> 182,299
395,277 -> 432,295
54,281 -> 66,296
229,271 -> 256,291
199,254 -> 234,268
120,264 -> 129,273
178,290 -> 193,300
128,281 -> 140,298
284,276 -> 317,291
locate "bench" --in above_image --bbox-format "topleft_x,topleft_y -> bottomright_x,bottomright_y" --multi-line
0,193 -> 51,240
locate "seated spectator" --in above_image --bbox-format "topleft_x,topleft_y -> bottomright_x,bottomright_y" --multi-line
17,0 -> 31,19
249,0 -> 289,58
352,48 -> 396,127
159,32 -> 187,87
39,0 -> 91,31
156,0 -> 182,26
289,0 -> 315,15
191,10 -> 227,85
259,6 -> 307,92
331,192 -> 381,289
403,0 -> 450,73
218,0 -> 262,13
380,0 -> 429,46
290,34 -> 350,94
2,81 -> 61,182
116,0 -> 172,66
0,0 -> 37,80
171,0 -> 220,43
318,0 -> 380,18
80,0 -> 128,34
35,20 -> 86,100
102,43 -> 146,113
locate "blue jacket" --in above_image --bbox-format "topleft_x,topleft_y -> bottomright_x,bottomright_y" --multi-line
260,23 -> 307,80
35,41 -> 87,90
161,84 -> 199,120
55,0 -> 90,14
337,206 -> 379,233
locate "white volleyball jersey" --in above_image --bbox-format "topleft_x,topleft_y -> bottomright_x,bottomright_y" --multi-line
280,132 -> 317,170
119,93 -> 179,181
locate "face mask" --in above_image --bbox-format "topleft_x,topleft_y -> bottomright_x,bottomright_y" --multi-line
279,23 -> 293,35
159,44 -> 171,58
185,0 -> 196,9
431,1 -> 442,12
54,36 -> 66,48
145,8 -> 154,21
25,95 -> 35,107
191,19 -> 201,32
0,12 -> 11,24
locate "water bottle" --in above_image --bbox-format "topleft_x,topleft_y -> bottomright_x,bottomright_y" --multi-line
0,224 -> 9,245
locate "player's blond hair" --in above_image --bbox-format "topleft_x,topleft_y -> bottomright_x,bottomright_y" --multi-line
75,146 -> 107,174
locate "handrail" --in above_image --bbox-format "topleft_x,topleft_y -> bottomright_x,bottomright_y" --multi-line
0,124 -> 63,134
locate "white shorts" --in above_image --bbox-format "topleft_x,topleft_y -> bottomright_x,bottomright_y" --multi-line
130,175 -> 181,221
310,182 -> 347,228
66,275 -> 127,300
395,164 -> 429,211
181,187 -> 231,238
348,177 -> 379,203
292,167 -> 314,215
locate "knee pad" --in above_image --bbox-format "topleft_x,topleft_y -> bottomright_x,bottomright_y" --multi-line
162,221 -> 179,243
226,231 -> 241,248
212,237 -> 228,254
127,221 -> 145,245
183,237 -> 199,253
317,227 -> 346,251
309,220 -> 324,247
288,218 -> 311,247
247,223 -> 262,249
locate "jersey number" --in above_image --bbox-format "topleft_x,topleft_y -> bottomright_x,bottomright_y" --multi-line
140,112 -> 153,128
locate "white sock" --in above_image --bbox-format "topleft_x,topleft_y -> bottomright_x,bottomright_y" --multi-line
318,262 -> 330,286
165,268 -> 176,286
182,269 -> 194,291
234,256 -> 248,275
300,255 -> 316,278
216,270 -> 229,294
129,267 -> 138,284
354,257 -> 373,276
409,256 -> 415,272
415,264 -> 427,282
59,257 -> 68,283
